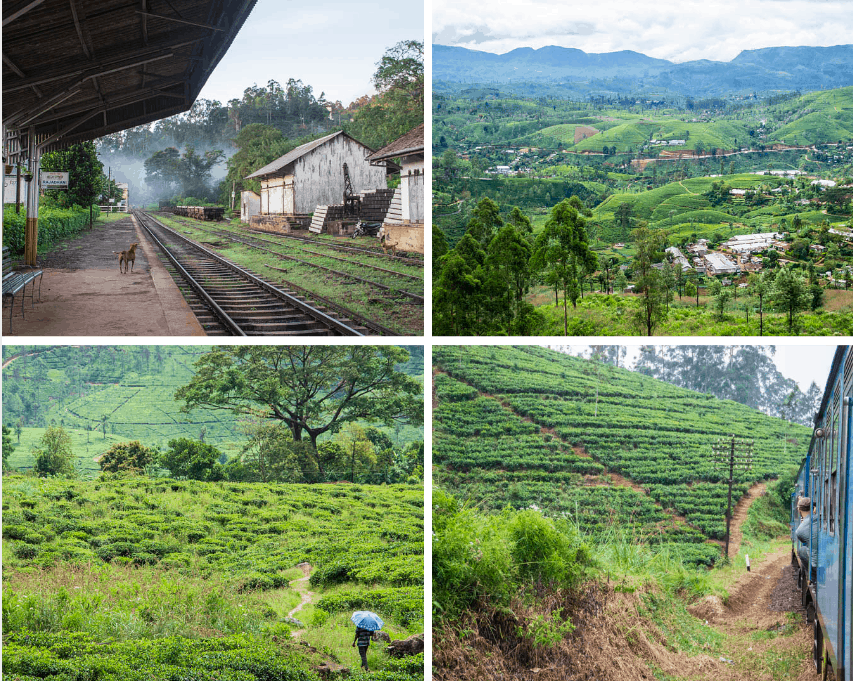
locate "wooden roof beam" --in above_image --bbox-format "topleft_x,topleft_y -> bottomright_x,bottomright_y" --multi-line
49,102 -> 188,149
4,51 -> 176,96
23,79 -> 185,125
2,52 -> 25,77
3,29 -> 205,93
141,0 -> 148,46
135,11 -> 225,32
37,107 -> 103,150
2,0 -> 47,28
68,0 -> 92,60
9,87 -> 82,127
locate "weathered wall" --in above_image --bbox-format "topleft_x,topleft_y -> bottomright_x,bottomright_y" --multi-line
383,223 -> 424,254
292,135 -> 386,214
240,191 -> 260,223
401,155 -> 424,224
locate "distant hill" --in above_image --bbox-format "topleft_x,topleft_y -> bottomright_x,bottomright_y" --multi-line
434,43 -> 853,97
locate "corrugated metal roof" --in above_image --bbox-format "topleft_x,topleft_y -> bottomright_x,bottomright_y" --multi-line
246,130 -> 373,179
366,124 -> 424,162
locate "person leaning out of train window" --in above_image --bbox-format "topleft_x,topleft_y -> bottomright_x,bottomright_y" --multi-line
795,496 -> 815,576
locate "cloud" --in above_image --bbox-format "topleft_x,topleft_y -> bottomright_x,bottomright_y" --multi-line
432,0 -> 853,62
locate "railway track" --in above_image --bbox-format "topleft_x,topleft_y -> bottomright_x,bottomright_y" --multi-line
134,210 -> 397,336
156,210 -> 424,267
156,214 -> 424,304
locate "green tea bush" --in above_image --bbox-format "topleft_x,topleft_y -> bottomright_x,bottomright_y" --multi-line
2,631 -> 315,681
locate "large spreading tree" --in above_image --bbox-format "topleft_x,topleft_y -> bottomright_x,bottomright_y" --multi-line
175,346 -> 422,478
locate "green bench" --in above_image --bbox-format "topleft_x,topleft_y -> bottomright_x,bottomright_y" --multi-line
3,245 -> 43,333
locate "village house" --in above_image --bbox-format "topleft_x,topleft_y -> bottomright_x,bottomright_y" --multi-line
705,252 -> 738,276
665,246 -> 691,271
240,190 -> 260,223
723,232 -> 782,254
245,131 -> 387,232
366,123 -> 425,254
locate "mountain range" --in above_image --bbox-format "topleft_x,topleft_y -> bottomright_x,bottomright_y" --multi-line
433,43 -> 853,97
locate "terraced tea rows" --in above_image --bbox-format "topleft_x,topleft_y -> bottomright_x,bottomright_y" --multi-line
433,345 -> 810,556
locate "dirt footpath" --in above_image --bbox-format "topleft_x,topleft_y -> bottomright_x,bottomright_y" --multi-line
2,215 -> 205,336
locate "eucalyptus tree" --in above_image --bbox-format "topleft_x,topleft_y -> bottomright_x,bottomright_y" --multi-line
531,198 -> 597,335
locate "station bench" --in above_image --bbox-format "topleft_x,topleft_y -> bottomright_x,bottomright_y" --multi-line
2,245 -> 43,333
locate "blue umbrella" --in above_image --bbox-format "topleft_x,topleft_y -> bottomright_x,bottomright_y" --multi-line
351,610 -> 384,631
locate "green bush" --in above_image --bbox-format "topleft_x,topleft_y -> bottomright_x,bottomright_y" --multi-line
3,204 -> 100,255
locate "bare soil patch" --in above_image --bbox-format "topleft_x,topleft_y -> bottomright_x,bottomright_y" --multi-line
574,126 -> 599,144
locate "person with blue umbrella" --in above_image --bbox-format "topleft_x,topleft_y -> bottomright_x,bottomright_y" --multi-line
351,611 -> 383,671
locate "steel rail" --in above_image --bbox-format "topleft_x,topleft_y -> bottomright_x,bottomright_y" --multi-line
134,211 -> 246,335
191,223 -> 422,282
137,210 -> 365,336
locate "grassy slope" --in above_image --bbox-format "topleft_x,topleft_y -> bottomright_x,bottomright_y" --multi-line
2,476 -> 424,679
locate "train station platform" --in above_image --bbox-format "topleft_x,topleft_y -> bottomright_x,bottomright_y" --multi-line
2,214 -> 206,336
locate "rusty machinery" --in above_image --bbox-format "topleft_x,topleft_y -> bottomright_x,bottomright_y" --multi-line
343,163 -> 361,218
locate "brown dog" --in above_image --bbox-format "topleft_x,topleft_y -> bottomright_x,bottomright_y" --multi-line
114,243 -> 138,273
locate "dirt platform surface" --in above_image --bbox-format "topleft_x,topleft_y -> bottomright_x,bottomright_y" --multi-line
2,215 -> 205,336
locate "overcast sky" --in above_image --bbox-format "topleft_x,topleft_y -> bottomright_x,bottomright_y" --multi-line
551,344 -> 836,392
432,0 -> 852,63
197,0 -> 424,107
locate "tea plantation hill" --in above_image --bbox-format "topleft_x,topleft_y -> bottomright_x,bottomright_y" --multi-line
2,345 -> 425,478
2,475 -> 425,680
433,345 -> 811,567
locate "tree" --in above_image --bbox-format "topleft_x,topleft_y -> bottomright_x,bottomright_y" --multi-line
160,438 -> 224,480
99,441 -> 156,475
466,197 -> 504,247
336,424 -> 376,483
433,226 -> 449,269
709,278 -> 731,321
175,347 -> 423,477
773,266 -> 810,333
347,40 -> 423,149
2,425 -> 14,471
41,142 -> 104,222
631,226 -> 668,336
178,145 -> 225,198
531,198 -> 597,335
239,421 -> 317,482
614,268 -> 628,293
749,270 -> 771,336
32,425 -> 76,477
615,202 -> 632,238
486,224 -> 533,329
810,282 -> 824,311
144,147 -> 181,198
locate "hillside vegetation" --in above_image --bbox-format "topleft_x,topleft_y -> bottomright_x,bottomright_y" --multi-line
3,345 -> 424,478
433,345 -> 810,563
2,476 -> 424,680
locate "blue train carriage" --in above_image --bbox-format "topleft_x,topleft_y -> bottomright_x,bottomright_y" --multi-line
792,345 -> 852,680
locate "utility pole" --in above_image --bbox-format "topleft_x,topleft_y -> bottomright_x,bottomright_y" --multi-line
712,435 -> 754,558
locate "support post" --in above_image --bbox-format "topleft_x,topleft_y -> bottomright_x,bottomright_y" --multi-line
724,437 -> 734,558
15,161 -> 21,213
24,125 -> 39,266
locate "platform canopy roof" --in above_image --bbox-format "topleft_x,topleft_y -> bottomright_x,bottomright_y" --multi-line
2,0 -> 257,155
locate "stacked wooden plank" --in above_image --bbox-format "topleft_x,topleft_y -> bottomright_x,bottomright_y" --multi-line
382,188 -> 403,225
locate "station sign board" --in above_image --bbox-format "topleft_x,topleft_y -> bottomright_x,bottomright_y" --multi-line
41,171 -> 69,188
